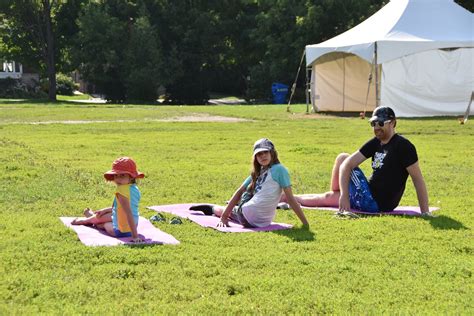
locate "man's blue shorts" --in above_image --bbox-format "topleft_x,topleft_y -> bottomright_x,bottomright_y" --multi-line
349,167 -> 379,212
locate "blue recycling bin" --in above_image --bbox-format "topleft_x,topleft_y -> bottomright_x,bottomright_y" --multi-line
272,83 -> 289,104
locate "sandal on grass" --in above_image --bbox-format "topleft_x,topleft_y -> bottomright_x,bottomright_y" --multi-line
150,213 -> 166,222
333,211 -> 360,219
169,217 -> 183,225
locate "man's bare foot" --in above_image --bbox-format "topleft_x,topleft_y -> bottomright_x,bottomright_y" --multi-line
83,207 -> 94,217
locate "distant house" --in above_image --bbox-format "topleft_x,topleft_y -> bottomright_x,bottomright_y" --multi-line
1,61 -> 22,79
1,61 -> 39,87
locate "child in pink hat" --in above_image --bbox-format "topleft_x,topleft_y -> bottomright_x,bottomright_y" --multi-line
72,157 -> 145,242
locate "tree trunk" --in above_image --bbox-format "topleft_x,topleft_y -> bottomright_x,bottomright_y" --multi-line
43,0 -> 56,101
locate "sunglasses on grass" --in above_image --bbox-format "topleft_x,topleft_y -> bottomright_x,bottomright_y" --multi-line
370,120 -> 391,127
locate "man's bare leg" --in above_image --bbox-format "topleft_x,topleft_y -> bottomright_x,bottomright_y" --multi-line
289,153 -> 350,207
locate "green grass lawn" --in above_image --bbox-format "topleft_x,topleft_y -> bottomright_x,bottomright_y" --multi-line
0,100 -> 472,314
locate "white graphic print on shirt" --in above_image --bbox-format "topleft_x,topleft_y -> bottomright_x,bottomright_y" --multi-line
372,151 -> 387,169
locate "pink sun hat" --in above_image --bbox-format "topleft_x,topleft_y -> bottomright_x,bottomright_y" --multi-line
103,157 -> 145,181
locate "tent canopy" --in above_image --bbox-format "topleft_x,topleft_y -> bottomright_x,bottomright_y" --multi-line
304,0 -> 473,117
306,0 -> 474,65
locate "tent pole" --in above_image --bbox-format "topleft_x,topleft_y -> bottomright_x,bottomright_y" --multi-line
462,91 -> 474,124
305,66 -> 310,114
375,42 -> 380,107
362,52 -> 376,119
342,55 -> 346,112
287,50 -> 306,113
310,66 -> 317,113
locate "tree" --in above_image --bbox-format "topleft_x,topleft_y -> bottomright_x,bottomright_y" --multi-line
455,0 -> 473,12
73,2 -> 128,101
0,0 -> 61,101
244,0 -> 387,101
73,1 -> 167,102
123,12 -> 164,101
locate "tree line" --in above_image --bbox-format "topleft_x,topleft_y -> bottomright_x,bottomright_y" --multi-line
1,0 -> 472,103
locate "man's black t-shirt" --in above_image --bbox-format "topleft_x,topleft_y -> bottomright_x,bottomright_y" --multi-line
359,134 -> 418,211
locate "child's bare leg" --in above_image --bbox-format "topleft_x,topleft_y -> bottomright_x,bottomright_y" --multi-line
103,222 -> 116,236
212,205 -> 225,217
71,213 -> 112,225
83,208 -> 94,217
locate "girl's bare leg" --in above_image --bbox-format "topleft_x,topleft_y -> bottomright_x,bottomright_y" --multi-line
83,208 -> 94,217
71,213 -> 112,225
212,205 -> 224,217
103,222 -> 116,236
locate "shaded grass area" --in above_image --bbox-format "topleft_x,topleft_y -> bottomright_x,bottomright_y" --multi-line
0,101 -> 473,314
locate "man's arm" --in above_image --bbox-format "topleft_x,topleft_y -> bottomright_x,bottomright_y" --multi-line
406,161 -> 430,214
338,151 -> 367,211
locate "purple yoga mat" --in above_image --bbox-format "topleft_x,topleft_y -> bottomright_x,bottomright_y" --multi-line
302,205 -> 439,216
60,216 -> 180,246
147,204 -> 293,233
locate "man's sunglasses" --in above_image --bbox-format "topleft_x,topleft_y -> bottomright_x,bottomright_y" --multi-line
370,120 -> 391,127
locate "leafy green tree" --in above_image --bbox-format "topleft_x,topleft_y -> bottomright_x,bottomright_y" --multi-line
246,0 -> 386,101
0,0 -> 85,101
455,0 -> 473,12
0,0 -> 58,100
54,0 -> 85,73
123,13 -> 163,101
73,3 -> 126,101
73,1 -> 166,102
156,1 -> 219,104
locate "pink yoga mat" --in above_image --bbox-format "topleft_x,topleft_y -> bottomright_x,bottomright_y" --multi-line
147,204 -> 293,232
60,216 -> 180,246
302,206 -> 439,216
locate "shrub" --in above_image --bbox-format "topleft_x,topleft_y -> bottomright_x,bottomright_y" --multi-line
0,78 -> 45,98
56,73 -> 78,95
40,73 -> 79,96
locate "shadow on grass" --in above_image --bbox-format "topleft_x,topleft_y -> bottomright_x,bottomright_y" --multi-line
397,214 -> 468,230
360,213 -> 468,230
423,215 -> 469,230
124,243 -> 163,248
0,98 -> 52,104
0,98 -> 105,106
272,225 -> 316,242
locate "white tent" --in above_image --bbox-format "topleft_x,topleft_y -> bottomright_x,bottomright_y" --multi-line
305,0 -> 474,117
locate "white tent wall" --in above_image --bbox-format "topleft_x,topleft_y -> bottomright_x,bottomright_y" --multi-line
382,48 -> 474,117
305,0 -> 474,117
311,53 -> 379,112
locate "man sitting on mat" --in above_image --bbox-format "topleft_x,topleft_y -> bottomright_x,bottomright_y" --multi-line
290,106 -> 431,215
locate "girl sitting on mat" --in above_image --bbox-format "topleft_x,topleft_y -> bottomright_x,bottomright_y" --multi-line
71,157 -> 144,242
193,138 -> 309,228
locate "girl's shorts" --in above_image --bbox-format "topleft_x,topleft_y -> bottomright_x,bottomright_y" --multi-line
349,167 -> 379,212
230,205 -> 255,228
113,228 -> 132,238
